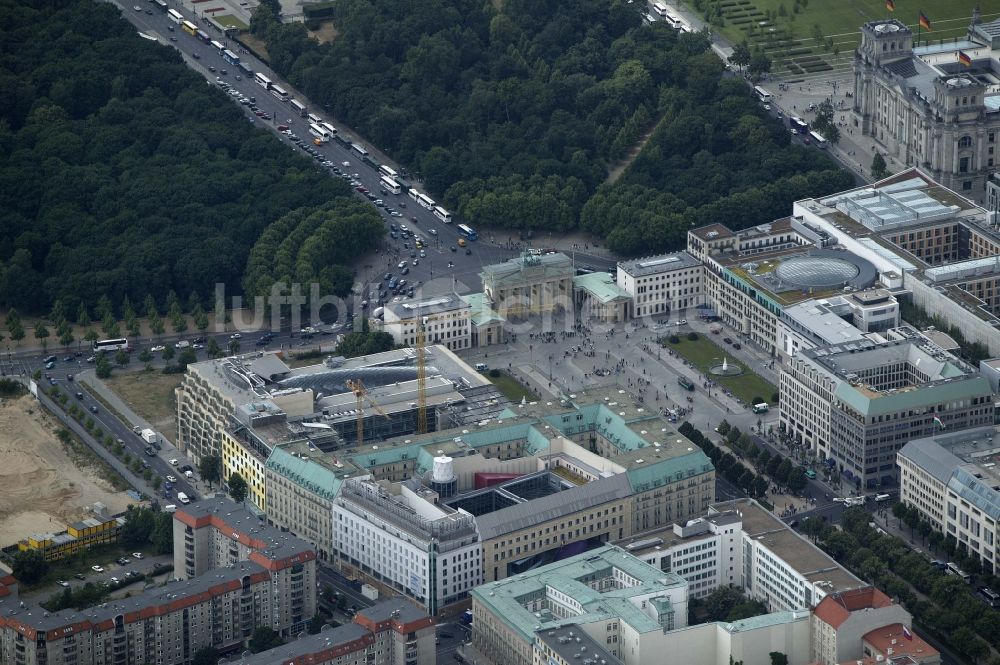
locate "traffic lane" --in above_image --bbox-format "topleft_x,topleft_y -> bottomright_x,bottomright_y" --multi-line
317,567 -> 377,610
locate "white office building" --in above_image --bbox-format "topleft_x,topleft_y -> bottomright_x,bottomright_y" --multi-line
333,476 -> 482,614
616,251 -> 704,318
618,499 -> 864,613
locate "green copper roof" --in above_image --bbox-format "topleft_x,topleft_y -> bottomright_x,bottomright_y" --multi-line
471,545 -> 687,642
265,446 -> 346,501
573,272 -> 631,304
460,292 -> 505,326
626,450 -> 714,493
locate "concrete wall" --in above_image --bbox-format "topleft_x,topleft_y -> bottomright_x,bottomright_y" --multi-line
630,613 -> 812,665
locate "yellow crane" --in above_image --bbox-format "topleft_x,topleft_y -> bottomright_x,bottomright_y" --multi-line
416,316 -> 428,434
346,379 -> 390,443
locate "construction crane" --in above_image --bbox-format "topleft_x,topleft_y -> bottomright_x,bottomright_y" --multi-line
416,316 -> 428,434
346,379 -> 389,443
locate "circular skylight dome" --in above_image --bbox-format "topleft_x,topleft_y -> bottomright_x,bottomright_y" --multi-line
775,256 -> 861,288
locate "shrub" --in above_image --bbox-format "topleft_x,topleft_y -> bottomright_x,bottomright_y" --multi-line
687,332 -> 699,341
669,335 -> 680,344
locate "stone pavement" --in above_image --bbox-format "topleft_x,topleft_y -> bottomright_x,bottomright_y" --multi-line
463,312 -> 781,441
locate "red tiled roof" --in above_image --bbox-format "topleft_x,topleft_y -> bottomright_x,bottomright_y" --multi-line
863,623 -> 938,661
813,586 -> 893,629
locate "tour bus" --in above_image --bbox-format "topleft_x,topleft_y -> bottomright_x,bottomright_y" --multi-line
351,143 -> 368,157
307,113 -> 322,125
379,164 -> 399,181
290,100 -> 307,117
380,176 -> 402,195
754,86 -> 772,103
153,0 -> 168,11
651,2 -> 668,18
221,49 -> 240,66
181,20 -> 198,36
789,116 -> 809,134
270,84 -> 289,102
457,223 -> 477,240
407,187 -> 436,210
195,29 -> 210,44
809,130 -> 828,149
254,72 -> 272,89
210,39 -> 225,53
309,123 -> 330,143
320,122 -> 338,138
93,338 -> 130,353
167,8 -> 183,23
238,62 -> 252,76
433,206 -> 453,224
677,376 -> 694,391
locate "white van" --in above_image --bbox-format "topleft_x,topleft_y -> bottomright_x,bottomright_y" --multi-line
163,504 -> 177,513
475,363 -> 488,371
176,492 -> 190,505
874,493 -> 891,503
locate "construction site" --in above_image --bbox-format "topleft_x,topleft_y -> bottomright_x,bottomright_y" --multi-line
0,395 -> 132,547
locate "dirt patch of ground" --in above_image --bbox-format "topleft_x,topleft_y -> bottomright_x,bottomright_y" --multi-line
307,21 -> 338,44
104,371 -> 183,445
0,396 -> 133,546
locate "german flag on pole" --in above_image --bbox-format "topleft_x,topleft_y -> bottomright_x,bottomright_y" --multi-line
886,0 -> 895,11
919,11 -> 932,30
959,50 -> 972,66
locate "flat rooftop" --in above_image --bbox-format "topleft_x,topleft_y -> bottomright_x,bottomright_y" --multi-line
901,426 -> 1000,519
472,545 -> 687,642
712,500 -> 863,595
722,248 -> 879,307
537,625 -> 622,665
618,251 -> 701,277
384,292 -> 469,320
175,496 -> 314,562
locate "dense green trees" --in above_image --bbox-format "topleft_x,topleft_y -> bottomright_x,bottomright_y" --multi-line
251,0 -> 849,253
0,0 -> 356,314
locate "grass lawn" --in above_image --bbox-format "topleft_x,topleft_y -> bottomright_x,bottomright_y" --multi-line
489,372 -> 539,403
697,0 -> 980,78
661,334 -> 777,406
105,371 -> 184,444
213,14 -> 248,31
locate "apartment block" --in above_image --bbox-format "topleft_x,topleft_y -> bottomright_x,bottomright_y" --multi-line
238,599 -> 435,665
173,496 -> 317,636
0,561 -> 284,665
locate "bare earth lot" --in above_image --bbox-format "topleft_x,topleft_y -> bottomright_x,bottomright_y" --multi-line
0,396 -> 132,546
105,371 -> 183,445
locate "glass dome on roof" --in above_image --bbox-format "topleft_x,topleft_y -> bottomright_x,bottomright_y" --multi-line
775,256 -> 861,288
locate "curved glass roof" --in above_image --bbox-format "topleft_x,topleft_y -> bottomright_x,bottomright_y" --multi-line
775,256 -> 861,288
277,366 -> 420,394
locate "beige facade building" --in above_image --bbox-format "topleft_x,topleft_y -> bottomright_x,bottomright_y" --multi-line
480,251 -> 574,318
380,293 -> 472,351
899,426 -> 1000,573
616,251 -> 704,318
853,15 -> 1000,201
